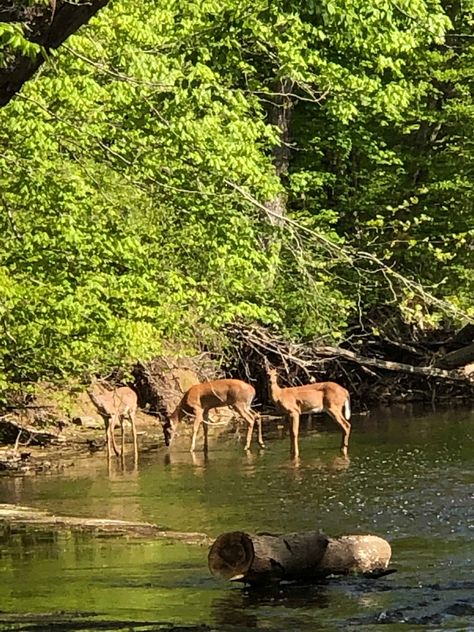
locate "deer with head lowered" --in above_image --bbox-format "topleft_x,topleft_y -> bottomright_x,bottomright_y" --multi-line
265,362 -> 351,459
87,382 -> 138,459
164,379 -> 264,452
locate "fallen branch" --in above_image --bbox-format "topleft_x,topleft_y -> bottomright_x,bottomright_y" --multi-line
434,343 -> 474,370
314,346 -> 462,380
226,322 -> 474,407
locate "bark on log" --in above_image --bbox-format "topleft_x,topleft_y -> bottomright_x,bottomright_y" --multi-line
208,530 -> 392,585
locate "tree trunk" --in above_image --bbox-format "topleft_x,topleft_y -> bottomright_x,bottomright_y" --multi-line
0,0 -> 110,107
208,530 -> 392,585
264,77 -> 294,225
434,343 -> 474,370
443,324 -> 474,349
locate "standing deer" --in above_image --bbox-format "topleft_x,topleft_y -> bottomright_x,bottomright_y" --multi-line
265,364 -> 351,459
88,383 -> 138,459
165,379 -> 264,452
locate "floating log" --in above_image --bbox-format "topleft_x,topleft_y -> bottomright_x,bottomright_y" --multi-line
0,612 -> 212,632
208,530 -> 392,585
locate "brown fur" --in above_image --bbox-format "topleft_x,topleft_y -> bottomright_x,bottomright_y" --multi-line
266,368 -> 351,459
88,384 -> 138,459
168,379 -> 264,452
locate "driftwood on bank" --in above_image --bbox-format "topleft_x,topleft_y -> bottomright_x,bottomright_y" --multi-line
226,322 -> 474,407
0,503 -> 211,545
208,530 -> 393,585
440,323 -> 474,349
0,415 -> 64,446
314,346 -> 460,379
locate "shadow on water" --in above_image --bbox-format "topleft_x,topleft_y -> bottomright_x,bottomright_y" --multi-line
210,575 -> 474,630
211,582 -> 333,629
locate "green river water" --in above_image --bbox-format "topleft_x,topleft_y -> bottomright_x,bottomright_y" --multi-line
0,406 -> 473,631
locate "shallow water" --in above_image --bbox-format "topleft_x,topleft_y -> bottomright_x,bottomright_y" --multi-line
0,406 -> 473,631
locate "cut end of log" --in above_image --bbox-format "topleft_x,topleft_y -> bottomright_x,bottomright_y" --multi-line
208,531 -> 255,580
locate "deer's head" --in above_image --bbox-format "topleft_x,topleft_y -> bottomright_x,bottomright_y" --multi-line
162,419 -> 172,447
162,407 -> 180,447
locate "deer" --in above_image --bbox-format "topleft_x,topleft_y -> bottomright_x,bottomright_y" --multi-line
87,382 -> 138,459
164,379 -> 264,452
265,362 -> 351,459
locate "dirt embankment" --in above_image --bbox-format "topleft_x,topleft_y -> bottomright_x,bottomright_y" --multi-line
0,395 -> 160,475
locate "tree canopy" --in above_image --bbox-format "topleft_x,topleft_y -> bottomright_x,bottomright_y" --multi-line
0,0 -> 473,395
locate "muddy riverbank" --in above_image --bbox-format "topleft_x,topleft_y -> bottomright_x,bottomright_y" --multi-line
0,411 -> 164,475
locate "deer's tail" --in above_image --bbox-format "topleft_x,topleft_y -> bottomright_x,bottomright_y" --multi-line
344,397 -> 351,420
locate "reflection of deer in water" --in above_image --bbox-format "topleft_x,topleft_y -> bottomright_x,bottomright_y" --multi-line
164,379 -> 264,452
88,383 -> 138,459
265,363 -> 351,459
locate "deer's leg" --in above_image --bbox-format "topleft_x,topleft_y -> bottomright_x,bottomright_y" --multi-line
190,408 -> 203,452
233,404 -> 257,451
109,414 -> 120,456
130,412 -> 138,462
289,410 -> 300,459
203,411 -> 209,452
163,419 -> 174,447
106,416 -> 115,457
104,417 -> 112,459
233,420 -> 242,443
255,412 -> 265,449
327,409 -> 351,458
120,417 -> 125,458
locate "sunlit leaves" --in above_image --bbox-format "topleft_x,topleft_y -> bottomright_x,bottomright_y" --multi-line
0,0 -> 472,394
0,22 -> 42,66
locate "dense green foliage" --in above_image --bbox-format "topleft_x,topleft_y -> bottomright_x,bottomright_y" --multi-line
0,0 -> 473,393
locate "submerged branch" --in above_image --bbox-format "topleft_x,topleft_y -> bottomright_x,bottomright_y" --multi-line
0,503 -> 212,545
